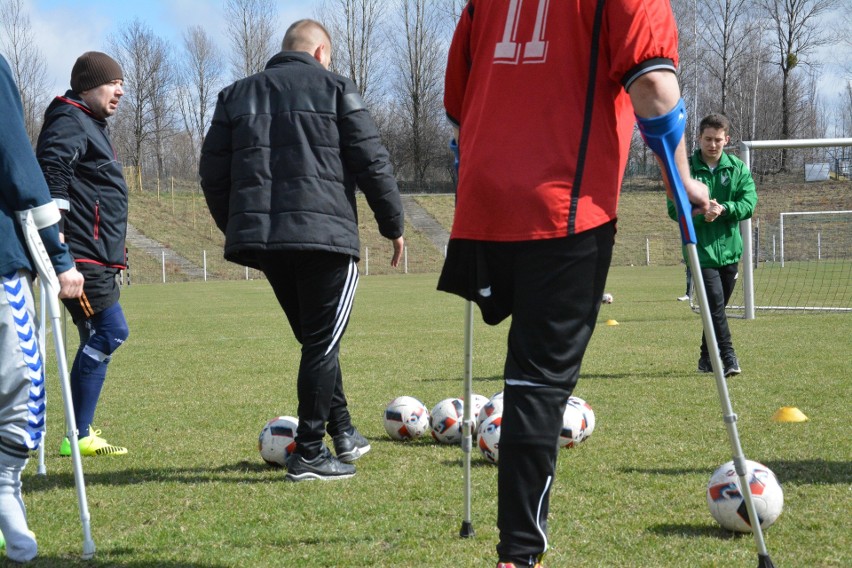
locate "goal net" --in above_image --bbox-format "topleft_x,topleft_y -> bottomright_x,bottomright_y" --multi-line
725,210 -> 852,313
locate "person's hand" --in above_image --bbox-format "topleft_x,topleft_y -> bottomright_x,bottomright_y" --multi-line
57,267 -> 84,299
390,236 -> 404,268
703,199 -> 725,222
684,178 -> 710,216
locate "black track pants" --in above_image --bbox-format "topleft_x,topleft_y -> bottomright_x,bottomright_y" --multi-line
257,251 -> 358,458
699,263 -> 738,359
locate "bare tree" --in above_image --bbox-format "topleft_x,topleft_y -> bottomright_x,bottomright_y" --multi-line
436,0 -> 468,27
314,0 -> 388,106
757,0 -> 840,168
109,19 -> 175,177
389,0 -> 447,188
224,0 -> 278,79
0,0 -> 50,145
698,0 -> 760,114
176,26 -> 224,166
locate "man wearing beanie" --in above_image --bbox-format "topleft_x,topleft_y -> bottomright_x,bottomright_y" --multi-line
36,51 -> 130,457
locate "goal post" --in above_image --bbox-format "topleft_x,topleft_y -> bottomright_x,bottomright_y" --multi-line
738,138 -> 852,319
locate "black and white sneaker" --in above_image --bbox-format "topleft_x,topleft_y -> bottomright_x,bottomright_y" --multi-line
285,447 -> 355,482
723,355 -> 741,377
333,428 -> 372,464
697,356 -> 713,373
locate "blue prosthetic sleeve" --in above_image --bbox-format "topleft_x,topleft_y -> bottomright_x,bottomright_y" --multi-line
449,138 -> 459,172
635,98 -> 696,245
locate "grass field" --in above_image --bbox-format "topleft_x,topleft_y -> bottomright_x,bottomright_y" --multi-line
17,268 -> 850,567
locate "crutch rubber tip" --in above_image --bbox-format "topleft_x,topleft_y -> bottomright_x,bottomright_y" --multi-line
82,540 -> 96,560
459,521 -> 475,538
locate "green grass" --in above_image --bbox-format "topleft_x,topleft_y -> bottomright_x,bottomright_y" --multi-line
19,268 -> 851,567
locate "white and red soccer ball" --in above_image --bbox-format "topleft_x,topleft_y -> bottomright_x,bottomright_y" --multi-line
706,460 -> 784,532
466,393 -> 490,431
476,391 -> 504,433
559,396 -> 596,448
478,412 -> 501,464
258,415 -> 299,467
430,398 -> 464,444
383,396 -> 430,440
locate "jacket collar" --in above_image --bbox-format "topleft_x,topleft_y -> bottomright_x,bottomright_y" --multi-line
49,90 -> 106,124
265,51 -> 325,71
691,148 -> 734,173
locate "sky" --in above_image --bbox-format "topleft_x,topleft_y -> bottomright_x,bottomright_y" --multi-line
27,0 -> 323,94
19,0 -> 852,112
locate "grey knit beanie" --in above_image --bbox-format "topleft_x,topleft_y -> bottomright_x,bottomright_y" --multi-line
70,51 -> 123,93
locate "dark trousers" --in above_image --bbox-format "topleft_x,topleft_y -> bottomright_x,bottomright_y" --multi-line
470,223 -> 614,564
699,263 -> 739,359
256,251 -> 358,458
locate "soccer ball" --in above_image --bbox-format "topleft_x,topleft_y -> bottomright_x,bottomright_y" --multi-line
430,398 -> 464,444
478,412 -> 501,464
707,460 -> 784,532
602,293 -> 614,304
383,396 -> 430,440
467,393 -> 490,422
258,415 -> 299,467
477,391 -> 504,433
566,396 -> 596,441
559,403 -> 588,448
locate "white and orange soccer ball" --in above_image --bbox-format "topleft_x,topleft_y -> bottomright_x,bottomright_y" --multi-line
430,398 -> 464,444
383,396 -> 430,441
477,391 -> 504,434
706,460 -> 784,532
478,412 -> 501,464
466,393 -> 490,430
566,396 -> 596,442
258,415 -> 299,467
559,404 -> 588,448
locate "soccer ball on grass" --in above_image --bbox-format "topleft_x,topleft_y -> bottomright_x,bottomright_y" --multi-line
566,396 -> 596,441
383,396 -> 430,440
706,460 -> 783,532
258,415 -> 298,467
478,412 -> 501,464
476,391 -> 504,434
430,398 -> 464,444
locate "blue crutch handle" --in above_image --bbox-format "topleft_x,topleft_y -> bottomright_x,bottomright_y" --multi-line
636,99 -> 696,245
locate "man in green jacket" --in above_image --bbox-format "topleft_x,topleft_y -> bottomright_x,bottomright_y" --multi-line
668,113 -> 757,377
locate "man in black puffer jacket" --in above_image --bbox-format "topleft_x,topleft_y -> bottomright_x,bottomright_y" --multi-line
200,19 -> 404,482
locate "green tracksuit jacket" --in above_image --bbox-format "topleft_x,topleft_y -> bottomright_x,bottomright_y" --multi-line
667,149 -> 757,268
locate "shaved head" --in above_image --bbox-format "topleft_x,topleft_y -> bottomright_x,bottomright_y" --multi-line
282,19 -> 332,53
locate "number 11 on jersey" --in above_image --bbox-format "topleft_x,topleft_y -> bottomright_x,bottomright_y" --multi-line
494,0 -> 551,65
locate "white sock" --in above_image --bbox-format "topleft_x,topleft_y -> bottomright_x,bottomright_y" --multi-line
0,451 -> 38,562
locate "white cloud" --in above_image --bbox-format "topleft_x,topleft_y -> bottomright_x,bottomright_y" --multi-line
26,0 -> 321,93
30,1 -> 113,94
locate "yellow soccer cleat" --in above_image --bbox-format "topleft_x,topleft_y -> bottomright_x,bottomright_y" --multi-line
59,428 -> 127,456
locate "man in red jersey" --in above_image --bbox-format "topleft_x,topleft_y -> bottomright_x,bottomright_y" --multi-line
440,2 -> 709,566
